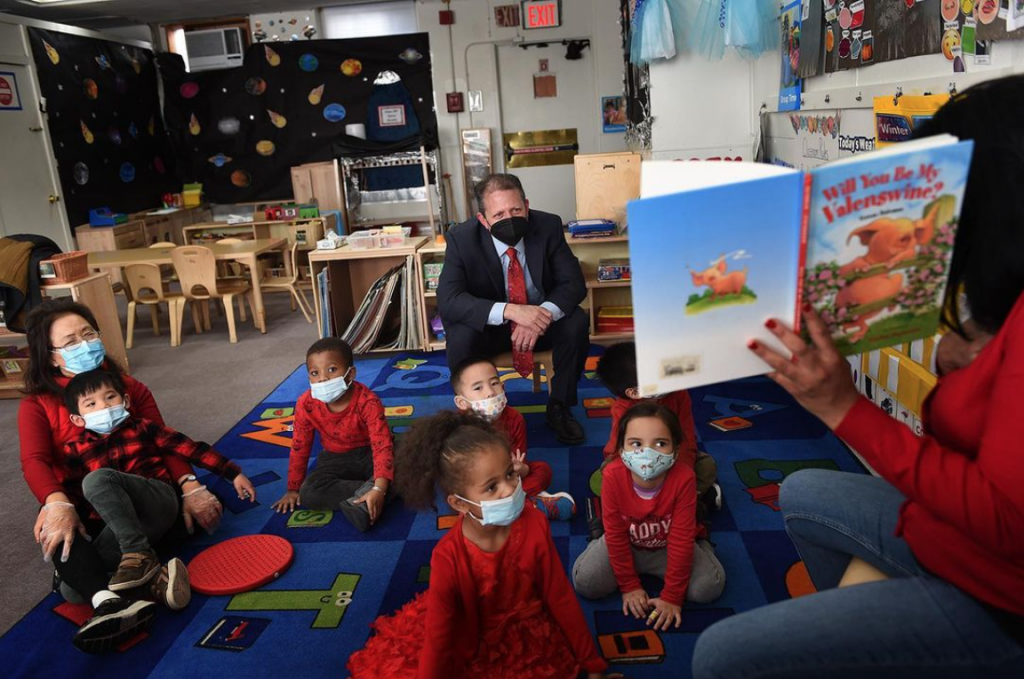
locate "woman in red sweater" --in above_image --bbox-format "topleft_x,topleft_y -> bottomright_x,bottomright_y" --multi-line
18,301 -> 221,601
347,411 -> 607,679
693,77 -> 1024,677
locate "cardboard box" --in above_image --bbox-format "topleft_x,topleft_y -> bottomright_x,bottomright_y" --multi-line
574,152 -> 641,226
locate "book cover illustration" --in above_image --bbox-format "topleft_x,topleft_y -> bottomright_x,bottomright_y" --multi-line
804,140 -> 972,354
629,170 -> 805,394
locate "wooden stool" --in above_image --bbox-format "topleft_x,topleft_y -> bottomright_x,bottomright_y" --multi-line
491,349 -> 554,394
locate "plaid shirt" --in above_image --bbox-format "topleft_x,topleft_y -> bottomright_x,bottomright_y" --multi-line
59,417 -> 240,516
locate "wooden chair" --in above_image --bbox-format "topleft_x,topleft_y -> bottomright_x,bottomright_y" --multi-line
170,246 -> 255,344
491,349 -> 555,394
149,241 -> 178,283
260,241 -> 313,323
122,263 -> 190,348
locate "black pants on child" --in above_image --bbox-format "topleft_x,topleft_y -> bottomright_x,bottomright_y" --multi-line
299,447 -> 392,531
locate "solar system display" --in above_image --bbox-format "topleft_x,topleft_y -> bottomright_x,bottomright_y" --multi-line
28,28 -> 177,230
159,33 -> 436,203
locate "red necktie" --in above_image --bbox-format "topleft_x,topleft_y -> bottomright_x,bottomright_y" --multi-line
506,247 -> 534,378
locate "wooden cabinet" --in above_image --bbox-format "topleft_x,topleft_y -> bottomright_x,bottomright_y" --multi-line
291,160 -> 345,213
574,152 -> 641,227
75,220 -> 147,284
129,206 -> 213,245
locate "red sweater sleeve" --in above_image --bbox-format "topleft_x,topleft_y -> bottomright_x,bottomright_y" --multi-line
603,398 -> 627,458
836,390 -> 1024,561
358,390 -> 394,482
660,470 -> 697,606
534,511 -> 608,673
669,391 -> 699,469
288,392 -> 316,491
602,467 -> 643,594
145,420 -> 241,481
18,397 -> 64,504
418,546 -> 460,679
504,408 -> 528,456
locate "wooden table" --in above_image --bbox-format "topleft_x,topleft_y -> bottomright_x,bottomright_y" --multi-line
88,239 -> 288,334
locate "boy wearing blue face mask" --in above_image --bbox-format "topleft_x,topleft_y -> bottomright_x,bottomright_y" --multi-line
60,370 -> 255,639
572,402 -> 725,629
270,338 -> 394,532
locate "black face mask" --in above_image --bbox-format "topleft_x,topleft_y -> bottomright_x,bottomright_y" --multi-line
488,216 -> 530,247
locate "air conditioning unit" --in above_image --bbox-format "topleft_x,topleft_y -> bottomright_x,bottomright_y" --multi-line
184,27 -> 245,72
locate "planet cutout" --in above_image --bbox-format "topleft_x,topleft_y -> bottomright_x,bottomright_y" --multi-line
119,162 -> 136,183
180,82 -> 199,99
256,140 -> 276,156
148,116 -> 156,135
267,109 -> 287,129
128,122 -> 139,139
189,113 -> 201,136
208,153 -> 232,167
131,56 -> 142,75
398,48 -> 423,65
95,55 -> 111,71
115,75 -> 128,94
308,84 -> 324,105
265,45 -> 281,66
341,59 -> 362,76
108,126 -> 122,145
43,41 -> 59,65
231,170 -> 252,188
245,77 -> 267,96
299,53 -> 319,72
154,156 -> 166,174
218,117 -> 241,135
73,162 -> 89,185
81,121 -> 94,144
323,103 -> 347,122
84,79 -> 98,100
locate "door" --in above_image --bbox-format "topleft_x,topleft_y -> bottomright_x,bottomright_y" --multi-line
0,60 -> 73,251
496,42 -> 598,223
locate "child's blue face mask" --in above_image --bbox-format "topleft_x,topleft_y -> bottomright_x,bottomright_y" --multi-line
310,368 -> 352,403
456,478 -> 525,526
621,447 -> 676,482
82,404 -> 130,435
58,339 -> 106,374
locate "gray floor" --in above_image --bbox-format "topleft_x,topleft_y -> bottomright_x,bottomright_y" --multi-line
0,291 -> 318,636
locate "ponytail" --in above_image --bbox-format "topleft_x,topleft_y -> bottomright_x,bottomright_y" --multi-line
394,410 -> 509,510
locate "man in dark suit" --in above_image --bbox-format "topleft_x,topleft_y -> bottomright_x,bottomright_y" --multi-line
438,174 -> 588,444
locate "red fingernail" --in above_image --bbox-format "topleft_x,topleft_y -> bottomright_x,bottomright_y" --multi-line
765,319 -> 777,329
803,303 -> 812,313
747,340 -> 759,350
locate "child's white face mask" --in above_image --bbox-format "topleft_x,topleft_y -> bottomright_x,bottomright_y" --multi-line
467,392 -> 507,421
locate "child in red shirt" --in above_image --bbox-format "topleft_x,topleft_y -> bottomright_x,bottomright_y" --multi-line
573,402 -> 725,624
450,356 -> 575,521
347,411 -> 607,679
271,338 -> 394,532
597,342 -> 720,514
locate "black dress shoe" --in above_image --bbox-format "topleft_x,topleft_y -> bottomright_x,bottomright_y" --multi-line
546,401 -> 585,445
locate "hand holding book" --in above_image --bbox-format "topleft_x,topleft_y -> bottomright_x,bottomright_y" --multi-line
749,305 -> 861,430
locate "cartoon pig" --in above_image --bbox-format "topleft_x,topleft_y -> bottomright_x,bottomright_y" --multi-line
691,259 -> 748,301
835,204 -> 939,342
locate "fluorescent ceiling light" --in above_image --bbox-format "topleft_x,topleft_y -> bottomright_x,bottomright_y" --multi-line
18,0 -> 114,6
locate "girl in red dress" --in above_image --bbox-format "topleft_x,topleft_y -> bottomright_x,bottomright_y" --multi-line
348,411 -> 607,679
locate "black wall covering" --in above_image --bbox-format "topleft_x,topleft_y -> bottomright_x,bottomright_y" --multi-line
28,29 -> 178,229
158,33 -> 437,203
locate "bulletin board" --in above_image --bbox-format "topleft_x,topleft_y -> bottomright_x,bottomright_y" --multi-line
159,33 -> 437,203
27,28 -> 178,229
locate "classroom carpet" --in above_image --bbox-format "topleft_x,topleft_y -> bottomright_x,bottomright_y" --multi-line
0,348 -> 867,678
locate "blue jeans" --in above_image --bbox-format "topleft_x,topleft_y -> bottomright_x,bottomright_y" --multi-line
692,469 -> 1024,679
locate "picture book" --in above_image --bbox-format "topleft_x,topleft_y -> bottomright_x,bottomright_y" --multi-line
628,134 -> 972,394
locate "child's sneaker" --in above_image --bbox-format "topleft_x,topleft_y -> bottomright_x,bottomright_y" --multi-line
109,550 -> 160,591
150,558 -> 191,611
533,491 -> 576,521
72,597 -> 156,653
586,496 -> 604,541
340,481 -> 374,532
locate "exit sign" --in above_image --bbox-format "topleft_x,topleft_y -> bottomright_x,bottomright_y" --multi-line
522,0 -> 560,30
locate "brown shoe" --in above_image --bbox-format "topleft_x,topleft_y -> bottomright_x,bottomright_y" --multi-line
108,551 -> 160,592
150,558 -> 191,611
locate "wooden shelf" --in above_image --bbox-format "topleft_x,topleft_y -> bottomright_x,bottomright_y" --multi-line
586,276 -> 632,289
424,290 -> 436,298
592,330 -> 634,341
351,214 -> 441,228
566,233 -> 629,244
429,340 -> 446,350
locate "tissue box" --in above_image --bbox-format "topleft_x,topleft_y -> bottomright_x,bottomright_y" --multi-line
316,237 -> 343,250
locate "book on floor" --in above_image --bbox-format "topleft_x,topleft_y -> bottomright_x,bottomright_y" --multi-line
629,134 -> 972,393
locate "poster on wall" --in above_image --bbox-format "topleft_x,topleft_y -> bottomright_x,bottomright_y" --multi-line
824,0 -> 876,72
770,110 -> 841,170
503,128 -> 578,168
904,0 -> 941,58
159,33 -> 437,203
0,71 -> 22,110
28,28 -> 177,229
873,94 -> 949,148
874,1 -> 907,63
797,0 -> 825,78
602,95 -> 627,133
461,128 -> 492,216
837,108 -> 876,158
779,0 -> 802,111
251,9 -> 319,43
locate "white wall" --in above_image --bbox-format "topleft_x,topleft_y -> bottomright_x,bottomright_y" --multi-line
416,0 -> 627,223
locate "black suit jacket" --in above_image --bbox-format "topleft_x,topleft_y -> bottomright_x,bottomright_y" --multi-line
437,209 -> 586,332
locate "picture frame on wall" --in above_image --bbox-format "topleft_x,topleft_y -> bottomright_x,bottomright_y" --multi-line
602,95 -> 627,133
